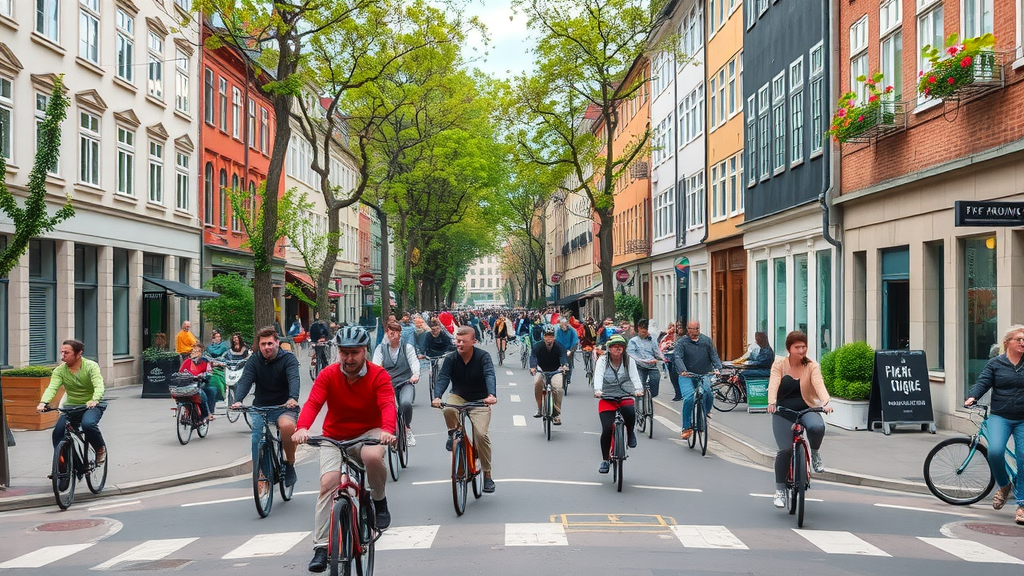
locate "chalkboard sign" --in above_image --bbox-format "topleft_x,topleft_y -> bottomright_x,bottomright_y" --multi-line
746,378 -> 769,413
868,350 -> 937,435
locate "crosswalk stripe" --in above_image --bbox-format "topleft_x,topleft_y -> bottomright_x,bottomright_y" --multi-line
512,415 -> 527,426
91,538 -> 198,570
504,523 -> 568,546
918,537 -> 1024,564
0,544 -> 95,568
222,532 -> 310,559
671,525 -> 748,549
376,526 -> 440,550
793,530 -> 890,556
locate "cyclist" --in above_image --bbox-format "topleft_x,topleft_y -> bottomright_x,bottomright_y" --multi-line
593,335 -> 642,473
293,326 -> 397,573
767,331 -> 832,509
179,343 -> 217,421
965,324 -> 1024,525
372,321 -> 421,447
493,315 -> 511,358
230,326 -> 301,489
431,325 -> 498,493
596,317 -> 617,347
530,315 -> 545,344
554,318 -> 579,387
36,339 -> 106,465
308,314 -> 332,376
627,319 -> 666,398
673,320 -> 722,440
530,326 -> 568,425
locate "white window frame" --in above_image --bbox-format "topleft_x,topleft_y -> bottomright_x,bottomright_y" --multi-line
686,171 -> 704,229
746,0 -> 757,29
727,58 -> 738,118
149,141 -> 164,204
654,186 -> 676,239
881,29 -> 903,102
204,68 -> 214,124
175,50 -> 189,113
219,78 -> 228,132
147,32 -> 163,100
79,0 -> 100,64
758,0 -> 769,17
746,95 -> 757,186
809,41 -> 825,157
850,16 -> 869,103
717,68 -> 726,126
232,88 -> 241,139
247,99 -> 256,147
1,0 -> 11,17
772,71 -> 786,174
962,0 -> 993,38
917,1 -> 945,104
0,76 -> 11,162
78,111 -> 100,186
758,83 -> 770,180
175,151 -> 189,212
709,75 -> 718,129
115,9 -> 134,84
116,127 -> 135,196
260,108 -> 269,152
35,0 -> 60,43
715,160 -> 728,221
728,155 -> 741,217
790,57 -> 805,166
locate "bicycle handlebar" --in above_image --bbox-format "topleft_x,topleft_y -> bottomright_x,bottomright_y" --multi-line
435,401 -> 489,410
306,436 -> 381,450
774,406 -> 827,419
231,404 -> 295,413
41,402 -> 108,414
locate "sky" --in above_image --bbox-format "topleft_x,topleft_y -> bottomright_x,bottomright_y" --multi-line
461,0 -> 536,79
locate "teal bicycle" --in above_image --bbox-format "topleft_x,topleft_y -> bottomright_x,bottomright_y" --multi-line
519,335 -> 532,369
923,404 -> 1019,505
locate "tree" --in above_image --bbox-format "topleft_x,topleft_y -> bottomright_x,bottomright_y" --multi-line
508,0 -> 668,317
199,272 -> 255,341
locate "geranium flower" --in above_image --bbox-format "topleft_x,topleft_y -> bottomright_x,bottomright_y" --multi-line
924,87 -> 931,95
857,115 -> 864,122
885,85 -> 894,92
961,55 -> 973,68
868,95 -> 879,103
928,76 -> 937,84
946,45 -> 961,56
948,77 -> 956,84
918,71 -> 924,77
836,108 -> 847,117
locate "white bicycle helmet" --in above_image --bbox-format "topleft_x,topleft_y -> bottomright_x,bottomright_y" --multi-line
332,325 -> 371,348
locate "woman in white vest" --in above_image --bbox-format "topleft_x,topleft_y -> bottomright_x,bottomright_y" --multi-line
372,321 -> 421,446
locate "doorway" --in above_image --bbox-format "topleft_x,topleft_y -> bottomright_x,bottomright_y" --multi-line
881,247 -> 910,350
143,293 -> 168,350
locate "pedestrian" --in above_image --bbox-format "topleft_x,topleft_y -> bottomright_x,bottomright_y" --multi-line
175,321 -> 198,363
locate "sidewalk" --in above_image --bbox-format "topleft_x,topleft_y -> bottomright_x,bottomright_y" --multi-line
653,397 -> 959,495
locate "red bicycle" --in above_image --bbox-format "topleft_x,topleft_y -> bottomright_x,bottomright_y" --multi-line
775,406 -> 826,527
437,402 -> 486,516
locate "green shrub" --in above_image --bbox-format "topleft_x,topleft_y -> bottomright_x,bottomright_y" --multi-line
614,293 -> 645,324
143,348 -> 180,362
820,350 -> 836,388
835,341 -> 874,382
2,365 -> 55,377
199,272 -> 254,341
845,380 -> 872,401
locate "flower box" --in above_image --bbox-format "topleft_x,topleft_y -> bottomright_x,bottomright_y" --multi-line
1,367 -> 63,431
918,33 -> 1001,101
827,72 -> 906,144
824,398 -> 869,431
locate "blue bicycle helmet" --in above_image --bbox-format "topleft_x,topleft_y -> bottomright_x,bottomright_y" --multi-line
332,325 -> 371,348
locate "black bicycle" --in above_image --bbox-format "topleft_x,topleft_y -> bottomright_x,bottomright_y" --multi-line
235,405 -> 296,518
582,347 -> 595,386
634,381 -> 654,439
682,372 -> 713,456
536,369 -> 565,441
387,381 -> 412,481
775,406 -> 827,527
169,373 -> 210,445
43,404 -> 108,510
711,367 -> 747,412
601,396 -> 631,493
426,354 -> 449,393
310,341 -> 331,380
496,338 -> 507,366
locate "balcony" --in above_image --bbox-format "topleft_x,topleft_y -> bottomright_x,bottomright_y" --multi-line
625,237 -> 650,255
844,100 -> 907,144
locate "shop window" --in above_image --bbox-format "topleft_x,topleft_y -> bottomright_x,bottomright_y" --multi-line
881,246 -> 910,350
794,253 -> 809,335
113,248 -> 130,356
773,257 -> 787,352
755,260 -> 768,333
816,250 -> 832,354
74,244 -> 99,359
963,236 -> 997,397
852,251 -> 867,341
923,241 -> 943,369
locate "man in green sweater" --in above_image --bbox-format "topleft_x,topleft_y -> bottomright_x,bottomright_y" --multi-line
36,339 -> 106,464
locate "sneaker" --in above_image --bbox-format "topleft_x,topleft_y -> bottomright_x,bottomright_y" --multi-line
374,501 -> 391,530
308,547 -> 328,573
627,433 -> 637,448
483,477 -> 496,493
1016,506 -> 1024,526
95,447 -> 106,467
811,451 -> 824,474
552,417 -> 561,425
671,396 -> 683,401
445,431 -> 454,452
284,462 -> 297,487
598,461 -> 610,474
406,430 -> 417,447
533,410 -> 542,418
773,490 -> 786,509
993,483 -> 1012,510
680,429 -> 693,440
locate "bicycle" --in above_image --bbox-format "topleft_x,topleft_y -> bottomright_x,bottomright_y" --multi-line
775,406 -> 826,527
496,338 -> 506,366
563,349 -> 574,396
634,380 -> 654,440
711,367 -> 746,412
601,396 -> 631,493
536,369 -> 566,441
923,404 -> 1019,505
310,341 -> 331,380
519,335 -> 532,369
436,402 -> 487,516
169,372 -> 211,445
305,436 -> 381,576
387,381 -> 412,481
220,358 -> 249,426
681,372 -> 714,456
42,404 -> 108,510
234,405 -> 296,518
426,354 -> 450,394
581,346 -> 595,386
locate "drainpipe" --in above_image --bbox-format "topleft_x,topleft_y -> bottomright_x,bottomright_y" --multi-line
820,0 -> 844,348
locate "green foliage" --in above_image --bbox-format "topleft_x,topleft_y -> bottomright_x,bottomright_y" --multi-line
528,297 -> 547,310
820,349 -> 836,388
372,297 -> 382,321
199,273 -> 255,342
918,33 -> 997,99
614,293 -> 644,324
143,348 -> 179,362
824,341 -> 875,400
2,366 -> 55,377
0,76 -> 75,278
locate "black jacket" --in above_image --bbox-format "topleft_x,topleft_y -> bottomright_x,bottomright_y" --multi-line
968,354 -> 1024,420
234,349 -> 301,407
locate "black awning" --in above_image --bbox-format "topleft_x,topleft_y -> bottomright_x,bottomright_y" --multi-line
143,276 -> 221,300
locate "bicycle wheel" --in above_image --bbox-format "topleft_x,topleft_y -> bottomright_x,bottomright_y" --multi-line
712,382 -> 741,412
520,348 -> 528,369
51,439 -> 76,510
794,442 -> 807,527
397,416 -> 409,469
613,424 -> 625,492
472,460 -> 483,499
498,348 -> 504,366
226,387 -> 240,423
196,405 -> 209,438
687,404 -> 698,449
543,392 -> 552,441
278,442 -> 294,502
451,438 -> 468,516
696,405 -> 708,456
923,438 -> 995,505
86,444 -> 107,494
253,442 -> 274,518
645,391 -> 654,439
388,443 -> 401,481
635,398 -> 648,434
330,499 -> 354,576
176,403 -> 192,445
355,497 -> 375,576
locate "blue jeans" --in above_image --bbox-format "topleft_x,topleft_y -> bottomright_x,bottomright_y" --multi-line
681,376 -> 713,429
986,413 -> 1024,501
249,407 -> 299,462
52,405 -> 106,450
637,366 -> 661,397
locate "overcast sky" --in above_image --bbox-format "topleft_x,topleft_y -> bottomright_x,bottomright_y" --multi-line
461,0 -> 536,79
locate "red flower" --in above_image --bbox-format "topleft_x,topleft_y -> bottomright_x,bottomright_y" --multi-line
918,71 -> 924,78
857,115 -> 865,122
865,79 -> 876,86
868,95 -> 879,103
885,85 -> 894,92
928,75 -> 937,84
946,45 -> 960,56
836,108 -> 847,117
948,77 -> 956,84
924,87 -> 931,95
961,55 -> 973,68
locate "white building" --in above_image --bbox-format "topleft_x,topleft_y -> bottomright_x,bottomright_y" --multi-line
0,0 -> 201,385
462,255 -> 505,306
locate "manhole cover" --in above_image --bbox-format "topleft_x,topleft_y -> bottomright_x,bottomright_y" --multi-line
964,523 -> 1024,537
36,519 -> 107,532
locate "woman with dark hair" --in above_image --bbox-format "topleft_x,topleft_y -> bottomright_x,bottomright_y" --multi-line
593,335 -> 643,474
226,333 -> 250,360
766,331 -> 832,509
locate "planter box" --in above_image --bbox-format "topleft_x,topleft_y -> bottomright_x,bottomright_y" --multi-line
2,376 -> 64,431
142,358 -> 180,398
824,398 -> 869,431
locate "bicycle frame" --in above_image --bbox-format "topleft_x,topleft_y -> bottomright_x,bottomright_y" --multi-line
437,401 -> 486,515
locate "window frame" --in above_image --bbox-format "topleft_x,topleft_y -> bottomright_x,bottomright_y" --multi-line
78,110 -> 100,186
962,0 -> 993,38
204,68 -> 215,124
116,126 -> 135,196
175,151 -> 189,212
917,2 -> 945,104
809,41 -> 825,158
0,76 -> 11,162
175,50 -> 189,114
147,31 -> 164,100
79,0 -> 100,65
115,9 -> 135,84
35,0 -> 60,43
789,57 -> 805,166
771,71 -> 786,174
148,140 -> 164,204
757,83 -> 770,181
746,94 -> 757,187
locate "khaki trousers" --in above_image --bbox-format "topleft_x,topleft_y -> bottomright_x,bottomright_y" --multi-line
442,394 -> 493,474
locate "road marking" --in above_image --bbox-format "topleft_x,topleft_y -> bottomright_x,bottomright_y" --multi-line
793,530 -> 890,556
918,537 -> 1024,564
510,395 -> 521,403
655,415 -> 682,434
671,525 -> 748,549
222,532 -> 310,559
181,496 -> 251,507
410,480 -> 450,485
506,371 -> 514,376
508,381 -> 517,387
633,485 -> 702,492
751,493 -> 822,502
376,525 -> 440,550
512,415 -> 527,426
92,538 -> 198,570
87,500 -> 141,511
505,523 -> 568,546
0,544 -> 95,568
873,503 -> 981,517
496,478 -> 602,486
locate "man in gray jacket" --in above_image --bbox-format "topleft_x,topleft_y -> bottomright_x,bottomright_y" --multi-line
673,321 -> 722,440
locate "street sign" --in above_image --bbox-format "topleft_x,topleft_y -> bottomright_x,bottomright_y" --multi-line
954,200 -> 1024,227
868,350 -> 936,435
551,273 -> 562,284
615,268 -> 629,283
358,273 -> 374,287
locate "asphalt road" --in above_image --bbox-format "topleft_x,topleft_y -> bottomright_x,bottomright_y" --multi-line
1,337 -> 1022,575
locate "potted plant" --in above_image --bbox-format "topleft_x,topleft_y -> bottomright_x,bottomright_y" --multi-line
821,341 -> 874,430
918,33 -> 997,100
825,72 -> 896,144
142,346 -> 181,399
1,365 -> 60,430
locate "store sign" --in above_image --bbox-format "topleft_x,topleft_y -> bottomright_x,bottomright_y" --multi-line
954,200 -> 1024,227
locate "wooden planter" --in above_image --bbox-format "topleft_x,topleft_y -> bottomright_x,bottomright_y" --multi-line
2,376 -> 64,431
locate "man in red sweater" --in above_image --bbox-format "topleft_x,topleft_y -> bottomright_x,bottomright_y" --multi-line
293,326 -> 396,574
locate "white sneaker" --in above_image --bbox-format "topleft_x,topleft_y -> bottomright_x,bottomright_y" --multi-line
811,451 -> 824,473
406,430 -> 416,447
773,490 -> 786,509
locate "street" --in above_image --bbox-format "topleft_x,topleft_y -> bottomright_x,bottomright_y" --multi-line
1,339 -> 1021,575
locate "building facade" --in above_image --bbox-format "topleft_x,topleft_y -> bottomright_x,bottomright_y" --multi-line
462,255 -> 506,306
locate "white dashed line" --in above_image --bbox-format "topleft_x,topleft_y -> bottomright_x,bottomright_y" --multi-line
510,395 -> 521,402
512,415 -> 527,426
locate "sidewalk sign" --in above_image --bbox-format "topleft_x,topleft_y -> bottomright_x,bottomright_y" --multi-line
868,350 -> 937,435
746,378 -> 769,413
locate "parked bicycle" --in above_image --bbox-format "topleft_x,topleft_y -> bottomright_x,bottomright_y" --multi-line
387,381 -> 412,482
681,372 -> 714,456
436,402 -> 487,516
923,404 -> 1019,505
234,405 -> 296,518
775,405 -> 826,527
306,436 -> 381,576
711,367 -> 747,412
537,369 -> 566,441
169,372 -> 210,445
220,358 -> 249,426
42,404 -> 108,510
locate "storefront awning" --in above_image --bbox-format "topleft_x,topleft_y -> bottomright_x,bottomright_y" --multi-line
286,270 -> 343,298
554,282 -> 602,307
142,276 -> 221,300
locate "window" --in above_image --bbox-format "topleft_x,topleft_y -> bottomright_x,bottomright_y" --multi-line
880,0 -> 903,101
74,244 -> 98,359
232,88 -> 241,139
218,78 -> 227,132
728,155 -> 740,215
175,51 -> 189,113
817,250 -> 833,354
746,0 -> 757,28
686,171 -> 704,229
709,76 -> 717,128
758,0 -> 768,16
1,0 -> 10,17
471,279 -> 476,288
113,248 -> 130,356
231,174 -> 240,231
115,9 -> 134,83
809,42 -> 825,156
717,69 -> 726,126
746,95 -> 756,185
174,0 -> 192,11
963,236 -> 997,395
203,163 -> 214,224
654,186 -> 675,239
35,0 -> 60,42
923,241 -> 943,369
204,69 -> 214,124
727,59 -> 737,117
682,5 -> 703,56
917,2 -> 944,101
116,127 -> 135,195
148,141 -> 163,203
36,93 -> 58,174
772,72 -> 785,172
710,0 -> 717,32
79,111 -> 100,185
175,152 -> 189,211
29,239 -> 57,365
758,84 -> 770,179
773,257 -> 787,352
260,108 -> 269,152
247,99 -> 256,147
218,169 -> 227,228
851,16 -> 869,103
79,0 -> 100,64
712,160 -> 727,221
755,260 -> 768,332
0,77 -> 10,161
147,32 -> 163,100
790,57 -> 804,165
794,253 -> 808,335
963,0 -> 993,38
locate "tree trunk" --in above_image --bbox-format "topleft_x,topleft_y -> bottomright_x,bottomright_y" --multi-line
316,204 -> 341,321
597,210 -> 615,318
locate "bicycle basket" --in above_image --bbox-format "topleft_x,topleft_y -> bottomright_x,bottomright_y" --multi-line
169,384 -> 200,397
168,373 -> 201,397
